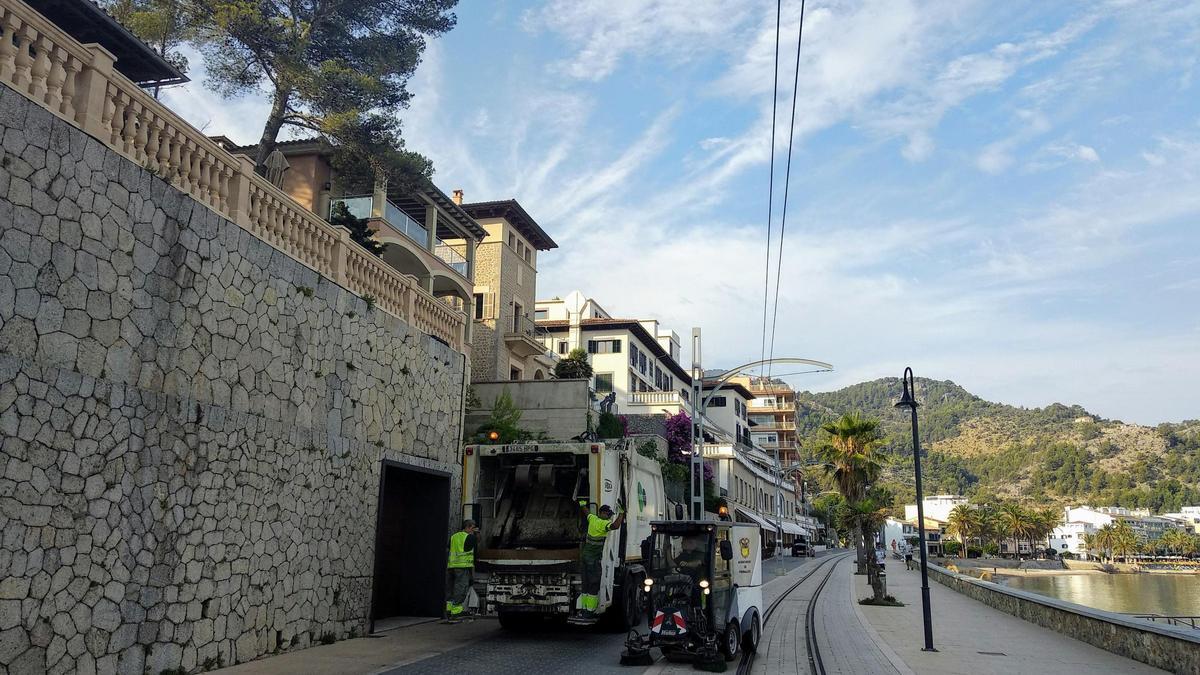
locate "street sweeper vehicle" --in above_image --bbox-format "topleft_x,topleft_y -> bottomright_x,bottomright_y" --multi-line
461,439 -> 673,629
620,520 -> 764,670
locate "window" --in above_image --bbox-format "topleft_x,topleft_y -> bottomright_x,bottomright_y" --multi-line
587,339 -> 621,354
508,233 -> 516,248
473,293 -> 484,320
510,366 -> 522,380
594,373 -> 614,394
523,248 -> 532,264
630,344 -> 639,367
535,308 -> 548,320
709,396 -> 727,407
639,353 -> 647,374
557,341 -> 568,355
512,302 -> 523,332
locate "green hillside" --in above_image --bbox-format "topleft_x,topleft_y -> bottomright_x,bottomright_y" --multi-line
795,378 -> 1200,512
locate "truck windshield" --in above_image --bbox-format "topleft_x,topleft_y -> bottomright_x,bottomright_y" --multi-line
648,532 -> 710,581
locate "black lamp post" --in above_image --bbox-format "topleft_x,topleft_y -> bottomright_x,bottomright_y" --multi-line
895,367 -> 936,652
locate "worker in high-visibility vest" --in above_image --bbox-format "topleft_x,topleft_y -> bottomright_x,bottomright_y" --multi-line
445,520 -> 479,620
575,501 -> 625,620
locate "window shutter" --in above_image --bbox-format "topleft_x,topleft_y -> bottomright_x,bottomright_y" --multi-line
482,293 -> 497,320
612,339 -> 622,353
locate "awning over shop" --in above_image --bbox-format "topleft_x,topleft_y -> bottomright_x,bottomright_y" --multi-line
780,521 -> 806,536
734,508 -> 774,530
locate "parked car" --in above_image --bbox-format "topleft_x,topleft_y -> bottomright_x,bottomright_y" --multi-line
791,539 -> 814,557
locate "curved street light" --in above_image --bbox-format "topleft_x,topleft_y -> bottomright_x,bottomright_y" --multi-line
688,354 -> 834,532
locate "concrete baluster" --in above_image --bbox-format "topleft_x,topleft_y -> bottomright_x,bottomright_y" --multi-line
13,21 -> 32,89
144,118 -> 162,173
198,150 -> 213,206
330,228 -> 351,286
44,41 -> 66,111
129,100 -> 147,161
0,11 -> 18,81
59,52 -> 79,121
167,127 -> 183,185
29,32 -> 49,101
155,119 -> 171,175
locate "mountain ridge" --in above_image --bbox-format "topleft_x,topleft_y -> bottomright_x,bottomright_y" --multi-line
794,377 -> 1200,511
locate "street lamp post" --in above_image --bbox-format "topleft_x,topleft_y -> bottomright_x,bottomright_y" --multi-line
895,367 -> 936,652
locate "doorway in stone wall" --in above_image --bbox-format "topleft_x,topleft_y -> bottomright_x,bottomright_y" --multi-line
370,461 -> 450,631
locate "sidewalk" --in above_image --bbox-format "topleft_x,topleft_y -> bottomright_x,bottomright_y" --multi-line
855,561 -> 1166,674
212,618 -> 500,675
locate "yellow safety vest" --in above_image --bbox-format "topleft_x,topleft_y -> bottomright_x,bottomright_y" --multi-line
586,514 -> 612,546
448,530 -> 474,569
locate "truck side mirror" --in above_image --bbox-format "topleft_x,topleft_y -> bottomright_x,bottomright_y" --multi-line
719,540 -> 733,561
641,537 -> 652,562
674,504 -> 685,520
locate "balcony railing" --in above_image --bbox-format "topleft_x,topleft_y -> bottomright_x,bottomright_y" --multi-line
0,0 -> 467,352
331,196 -> 431,246
435,241 -> 468,276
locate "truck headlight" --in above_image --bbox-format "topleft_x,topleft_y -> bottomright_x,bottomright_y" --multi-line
699,579 -> 709,589
702,588 -> 710,595
643,578 -> 653,590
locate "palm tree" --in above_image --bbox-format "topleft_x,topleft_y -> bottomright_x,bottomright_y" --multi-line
997,503 -> 1034,560
1111,521 -> 1138,563
946,505 -> 981,559
841,497 -> 891,601
1079,532 -> 1097,561
1094,524 -> 1116,562
817,413 -> 885,573
1029,508 -> 1061,558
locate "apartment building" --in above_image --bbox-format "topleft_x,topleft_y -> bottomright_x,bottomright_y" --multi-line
883,517 -> 945,557
1049,521 -> 1098,559
536,291 -> 691,411
1162,506 -> 1200,534
904,495 -> 969,523
458,197 -> 559,381
1064,506 -> 1186,543
731,375 -> 800,465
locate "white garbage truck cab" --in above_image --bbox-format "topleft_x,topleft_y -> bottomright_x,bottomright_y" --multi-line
621,520 -> 764,667
462,439 -> 671,629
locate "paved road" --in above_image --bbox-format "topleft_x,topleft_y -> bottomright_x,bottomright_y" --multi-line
386,553 -> 819,675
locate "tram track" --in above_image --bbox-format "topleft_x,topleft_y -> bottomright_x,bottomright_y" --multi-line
736,552 -> 848,675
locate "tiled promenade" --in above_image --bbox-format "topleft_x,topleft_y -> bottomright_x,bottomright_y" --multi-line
856,558 -> 1166,675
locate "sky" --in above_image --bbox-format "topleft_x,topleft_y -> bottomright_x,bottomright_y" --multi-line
164,0 -> 1200,425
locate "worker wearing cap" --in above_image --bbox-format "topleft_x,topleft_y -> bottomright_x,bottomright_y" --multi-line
445,519 -> 478,620
576,500 -> 626,620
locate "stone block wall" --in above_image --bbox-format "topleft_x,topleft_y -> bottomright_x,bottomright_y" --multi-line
0,85 -> 466,673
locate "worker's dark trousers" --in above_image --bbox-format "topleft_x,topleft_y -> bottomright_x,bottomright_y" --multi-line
445,568 -> 472,616
580,555 -> 601,611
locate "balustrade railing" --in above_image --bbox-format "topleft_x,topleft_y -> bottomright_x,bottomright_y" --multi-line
0,0 -> 466,352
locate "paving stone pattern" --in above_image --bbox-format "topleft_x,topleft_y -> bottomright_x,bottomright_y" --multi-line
0,85 -> 467,674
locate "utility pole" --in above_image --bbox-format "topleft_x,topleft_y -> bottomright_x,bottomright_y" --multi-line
774,445 -> 783,555
690,328 -> 704,520
896,367 -> 936,652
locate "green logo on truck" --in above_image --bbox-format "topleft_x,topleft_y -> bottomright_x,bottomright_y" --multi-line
638,482 -> 647,512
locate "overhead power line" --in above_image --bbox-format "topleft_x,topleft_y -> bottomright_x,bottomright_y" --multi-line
758,0 -> 783,379
766,0 -> 807,382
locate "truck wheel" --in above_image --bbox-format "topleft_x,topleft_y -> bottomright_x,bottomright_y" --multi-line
721,619 -> 740,661
602,571 -> 642,631
742,613 -> 760,653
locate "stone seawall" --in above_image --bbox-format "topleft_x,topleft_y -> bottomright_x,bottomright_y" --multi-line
928,563 -> 1200,674
0,84 -> 466,674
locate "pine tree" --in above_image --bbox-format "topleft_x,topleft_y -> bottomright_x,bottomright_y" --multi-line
329,202 -> 386,257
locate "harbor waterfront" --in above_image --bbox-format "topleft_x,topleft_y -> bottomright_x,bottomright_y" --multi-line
999,572 -> 1200,616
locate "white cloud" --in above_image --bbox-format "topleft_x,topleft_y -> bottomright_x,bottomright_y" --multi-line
977,143 -> 1014,173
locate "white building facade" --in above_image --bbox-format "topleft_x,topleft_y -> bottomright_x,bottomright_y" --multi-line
1049,521 -> 1098,559
904,495 -> 968,523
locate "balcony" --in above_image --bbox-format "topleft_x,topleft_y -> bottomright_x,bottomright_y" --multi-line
0,0 -> 472,352
752,420 -> 796,432
504,314 -> 551,359
628,391 -> 694,416
332,194 -> 471,282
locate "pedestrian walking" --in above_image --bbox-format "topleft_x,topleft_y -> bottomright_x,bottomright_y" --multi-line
904,542 -> 915,571
444,519 -> 478,622
573,500 -> 625,623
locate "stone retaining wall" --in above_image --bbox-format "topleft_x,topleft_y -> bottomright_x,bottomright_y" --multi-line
0,84 -> 467,674
928,564 -> 1200,674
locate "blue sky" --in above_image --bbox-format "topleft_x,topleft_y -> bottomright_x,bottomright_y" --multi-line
167,0 -> 1200,424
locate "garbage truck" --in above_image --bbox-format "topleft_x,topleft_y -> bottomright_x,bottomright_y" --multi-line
461,438 -> 673,629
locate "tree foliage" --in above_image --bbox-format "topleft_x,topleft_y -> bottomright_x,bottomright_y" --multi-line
194,0 -> 456,180
554,348 -> 593,380
328,202 -> 386,256
105,0 -> 199,78
475,388 -> 528,444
